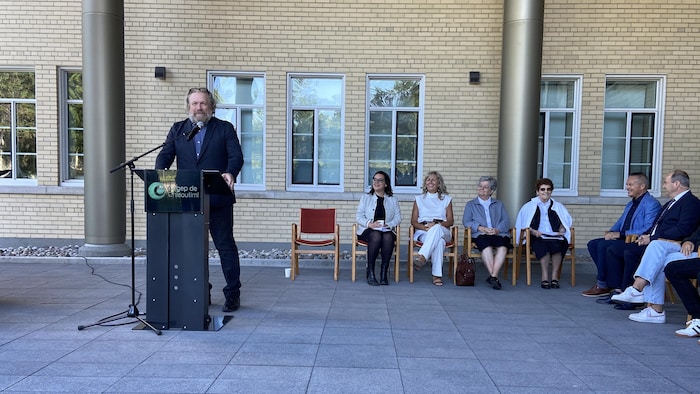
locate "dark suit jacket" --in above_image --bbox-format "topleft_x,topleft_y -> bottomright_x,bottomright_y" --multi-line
646,191 -> 700,241
155,117 -> 244,207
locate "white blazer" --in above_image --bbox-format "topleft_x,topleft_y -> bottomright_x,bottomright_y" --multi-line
356,193 -> 402,235
515,196 -> 572,244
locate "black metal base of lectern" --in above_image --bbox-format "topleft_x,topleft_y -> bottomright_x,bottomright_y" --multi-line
136,169 -> 235,332
132,314 -> 233,332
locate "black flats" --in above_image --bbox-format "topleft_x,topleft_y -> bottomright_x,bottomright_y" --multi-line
486,276 -> 502,290
541,280 -> 560,289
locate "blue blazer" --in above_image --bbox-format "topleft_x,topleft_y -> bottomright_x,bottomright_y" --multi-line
155,117 -> 244,207
646,191 -> 700,241
609,191 -> 661,236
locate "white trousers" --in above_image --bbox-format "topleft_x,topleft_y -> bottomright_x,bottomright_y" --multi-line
414,225 -> 452,277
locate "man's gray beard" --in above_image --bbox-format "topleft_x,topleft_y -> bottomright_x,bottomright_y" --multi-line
188,114 -> 211,125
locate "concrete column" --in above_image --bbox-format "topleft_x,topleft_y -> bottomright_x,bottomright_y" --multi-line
496,0 -> 545,221
79,0 -> 130,257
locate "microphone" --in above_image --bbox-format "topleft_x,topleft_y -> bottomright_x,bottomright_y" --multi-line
186,121 -> 204,141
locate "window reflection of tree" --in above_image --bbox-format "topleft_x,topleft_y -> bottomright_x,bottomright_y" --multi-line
0,71 -> 36,179
292,110 -> 314,184
291,76 -> 343,186
369,79 -> 420,187
67,72 -> 84,179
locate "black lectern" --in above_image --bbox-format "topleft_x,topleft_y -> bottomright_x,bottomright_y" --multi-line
137,169 -> 232,331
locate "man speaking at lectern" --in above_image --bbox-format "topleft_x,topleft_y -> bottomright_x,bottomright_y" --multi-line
156,87 -> 244,313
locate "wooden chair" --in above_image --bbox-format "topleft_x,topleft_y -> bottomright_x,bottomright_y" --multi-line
407,225 -> 458,283
351,224 -> 401,283
290,208 -> 340,281
463,227 -> 519,286
625,234 -> 677,303
517,227 -> 576,286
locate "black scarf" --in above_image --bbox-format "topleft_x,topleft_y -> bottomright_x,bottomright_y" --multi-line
530,200 -> 562,232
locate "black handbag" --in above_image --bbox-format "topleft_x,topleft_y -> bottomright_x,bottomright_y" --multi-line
455,253 -> 476,286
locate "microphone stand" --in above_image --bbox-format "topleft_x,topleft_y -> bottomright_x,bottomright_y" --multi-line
78,143 -> 167,335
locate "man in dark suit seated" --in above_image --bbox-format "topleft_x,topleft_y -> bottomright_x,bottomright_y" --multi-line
156,87 -> 244,313
582,173 -> 661,298
665,259 -> 700,340
605,169 -> 700,310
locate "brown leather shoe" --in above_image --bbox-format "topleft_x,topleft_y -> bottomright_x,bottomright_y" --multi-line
582,284 -> 611,298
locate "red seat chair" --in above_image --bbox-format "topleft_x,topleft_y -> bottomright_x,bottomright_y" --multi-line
291,208 -> 340,280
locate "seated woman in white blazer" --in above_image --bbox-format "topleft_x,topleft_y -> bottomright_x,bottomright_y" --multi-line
356,171 -> 401,286
515,178 -> 573,289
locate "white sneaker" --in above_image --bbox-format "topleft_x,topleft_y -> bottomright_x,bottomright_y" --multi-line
611,286 -> 644,304
629,307 -> 666,324
675,319 -> 700,337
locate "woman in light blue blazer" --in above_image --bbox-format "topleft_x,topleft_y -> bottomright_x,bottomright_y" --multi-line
462,176 -> 511,290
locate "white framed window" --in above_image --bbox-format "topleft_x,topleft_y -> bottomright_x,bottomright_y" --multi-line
538,75 -> 582,196
601,75 -> 665,196
286,73 -> 344,192
365,75 -> 424,193
59,69 -> 84,184
209,71 -> 266,190
0,69 -> 37,185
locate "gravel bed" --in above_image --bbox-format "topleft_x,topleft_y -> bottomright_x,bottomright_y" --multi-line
0,245 -> 355,260
0,245 -> 590,263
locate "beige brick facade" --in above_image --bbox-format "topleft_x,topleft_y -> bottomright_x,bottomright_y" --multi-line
1,1 -> 699,251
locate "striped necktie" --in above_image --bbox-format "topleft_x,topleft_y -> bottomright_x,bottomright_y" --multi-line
650,198 -> 675,236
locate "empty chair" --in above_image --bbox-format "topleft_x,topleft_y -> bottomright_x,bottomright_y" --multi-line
290,208 -> 340,280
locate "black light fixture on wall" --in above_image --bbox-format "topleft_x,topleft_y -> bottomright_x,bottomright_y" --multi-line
154,67 -> 166,80
469,71 -> 481,84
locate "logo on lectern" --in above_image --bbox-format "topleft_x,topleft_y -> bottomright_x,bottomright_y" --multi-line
148,182 -> 167,200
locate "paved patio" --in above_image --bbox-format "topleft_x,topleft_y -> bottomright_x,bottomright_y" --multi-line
0,257 -> 698,393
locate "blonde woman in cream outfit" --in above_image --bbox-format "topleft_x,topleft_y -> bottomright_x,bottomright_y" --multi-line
411,171 -> 454,286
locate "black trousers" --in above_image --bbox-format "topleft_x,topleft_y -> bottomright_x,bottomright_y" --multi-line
587,238 -> 625,285
210,204 -> 241,299
665,258 -> 700,320
606,242 -> 645,289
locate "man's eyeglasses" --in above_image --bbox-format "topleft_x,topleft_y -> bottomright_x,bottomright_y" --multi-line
539,187 -> 552,192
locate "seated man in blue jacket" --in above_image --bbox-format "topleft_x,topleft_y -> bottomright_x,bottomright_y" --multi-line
582,173 -> 660,298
